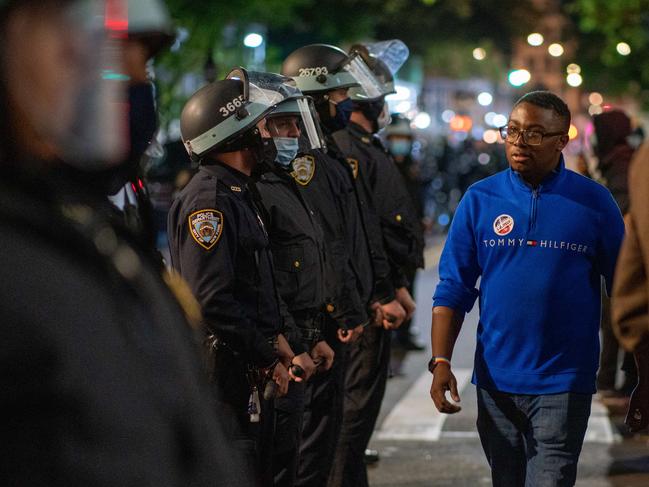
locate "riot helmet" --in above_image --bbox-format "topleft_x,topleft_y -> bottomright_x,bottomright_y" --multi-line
181,68 -> 304,163
127,0 -> 175,58
282,44 -> 389,133
348,40 -> 409,132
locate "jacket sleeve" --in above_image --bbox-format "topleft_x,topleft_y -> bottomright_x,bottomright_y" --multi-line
596,189 -> 625,297
168,198 -> 277,368
612,214 -> 648,351
432,192 -> 481,313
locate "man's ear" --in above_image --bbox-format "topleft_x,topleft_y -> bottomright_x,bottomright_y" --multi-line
556,134 -> 569,152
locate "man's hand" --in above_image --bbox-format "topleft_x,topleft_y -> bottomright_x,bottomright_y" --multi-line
290,352 -> 316,382
337,325 -> 364,343
429,364 -> 461,414
395,287 -> 416,320
272,362 -> 290,397
380,299 -> 406,330
311,340 -> 335,371
276,333 -> 295,368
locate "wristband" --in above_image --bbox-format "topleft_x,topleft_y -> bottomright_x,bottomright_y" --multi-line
427,356 -> 451,374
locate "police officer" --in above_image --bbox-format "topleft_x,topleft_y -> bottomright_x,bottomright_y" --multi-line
0,0 -> 247,485
167,69 -> 298,485
281,44 -> 406,486
329,40 -> 424,487
384,114 -> 427,351
253,74 -> 335,485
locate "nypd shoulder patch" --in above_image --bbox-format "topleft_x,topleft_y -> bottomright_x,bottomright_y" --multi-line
290,155 -> 316,186
188,209 -> 223,250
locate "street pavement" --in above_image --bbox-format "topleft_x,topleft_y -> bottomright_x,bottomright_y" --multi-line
366,239 -> 649,486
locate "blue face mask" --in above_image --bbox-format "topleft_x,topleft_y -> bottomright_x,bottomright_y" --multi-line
389,139 -> 412,157
273,137 -> 299,167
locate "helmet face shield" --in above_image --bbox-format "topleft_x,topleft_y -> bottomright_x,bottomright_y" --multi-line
342,53 -> 386,100
267,97 -> 323,150
348,39 -> 410,101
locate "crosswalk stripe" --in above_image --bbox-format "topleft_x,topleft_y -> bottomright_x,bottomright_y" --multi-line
376,370 -> 621,444
376,369 -> 472,441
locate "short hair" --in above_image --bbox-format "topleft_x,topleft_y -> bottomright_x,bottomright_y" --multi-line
513,91 -> 571,130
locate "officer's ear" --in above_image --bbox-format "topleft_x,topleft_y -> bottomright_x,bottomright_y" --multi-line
556,134 -> 569,152
257,118 -> 272,138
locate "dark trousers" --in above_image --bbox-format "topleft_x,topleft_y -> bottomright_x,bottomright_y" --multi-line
296,323 -> 345,487
213,352 -> 274,487
328,324 -> 391,487
273,381 -> 306,486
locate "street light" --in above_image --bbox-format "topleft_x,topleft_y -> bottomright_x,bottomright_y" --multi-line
566,73 -> 583,87
616,42 -> 631,56
588,92 -> 603,105
527,33 -> 544,46
508,69 -> 531,87
548,43 -> 564,57
243,33 -> 264,48
473,48 -> 486,61
477,92 -> 493,106
414,112 -> 431,130
566,63 -> 581,74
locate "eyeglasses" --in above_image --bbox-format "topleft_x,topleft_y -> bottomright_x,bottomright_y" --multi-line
499,126 -> 566,146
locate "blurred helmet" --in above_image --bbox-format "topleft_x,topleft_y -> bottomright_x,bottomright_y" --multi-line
181,68 -> 303,161
385,114 -> 413,138
127,0 -> 175,58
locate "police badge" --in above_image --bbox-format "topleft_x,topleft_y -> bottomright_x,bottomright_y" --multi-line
188,209 -> 223,250
290,155 -> 316,186
347,158 -> 359,179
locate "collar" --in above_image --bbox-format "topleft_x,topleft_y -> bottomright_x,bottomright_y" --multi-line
347,122 -> 374,144
509,155 -> 566,193
200,161 -> 251,195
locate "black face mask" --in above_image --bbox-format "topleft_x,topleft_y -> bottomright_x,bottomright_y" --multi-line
99,82 -> 158,195
355,99 -> 385,133
316,95 -> 354,133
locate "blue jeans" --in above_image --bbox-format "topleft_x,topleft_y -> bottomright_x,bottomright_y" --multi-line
476,387 -> 591,487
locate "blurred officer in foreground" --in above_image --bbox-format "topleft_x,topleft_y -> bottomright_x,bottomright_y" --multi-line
612,141 -> 649,433
0,0 -> 247,485
282,43 -> 405,486
254,74 -> 335,485
330,40 -> 422,486
168,69 -> 299,485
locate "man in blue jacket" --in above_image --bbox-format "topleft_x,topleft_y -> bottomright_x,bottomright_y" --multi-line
429,91 -> 624,487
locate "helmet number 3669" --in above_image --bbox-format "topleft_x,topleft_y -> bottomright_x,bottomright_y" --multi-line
219,94 -> 245,117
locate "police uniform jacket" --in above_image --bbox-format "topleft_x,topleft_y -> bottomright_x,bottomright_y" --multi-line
256,164 -> 327,352
289,145 -> 374,329
333,123 -> 425,288
0,167 -> 247,486
168,162 -> 281,368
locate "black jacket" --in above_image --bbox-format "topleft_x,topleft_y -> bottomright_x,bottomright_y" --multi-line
168,162 -> 281,368
0,168 -> 247,486
333,123 -> 425,288
256,165 -> 327,351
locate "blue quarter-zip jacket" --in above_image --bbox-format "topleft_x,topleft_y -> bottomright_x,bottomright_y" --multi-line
433,158 -> 624,394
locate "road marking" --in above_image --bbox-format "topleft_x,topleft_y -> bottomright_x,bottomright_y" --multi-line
375,369 -> 472,441
376,370 -> 620,444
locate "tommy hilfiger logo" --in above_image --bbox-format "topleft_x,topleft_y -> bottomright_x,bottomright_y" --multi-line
482,237 -> 588,253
